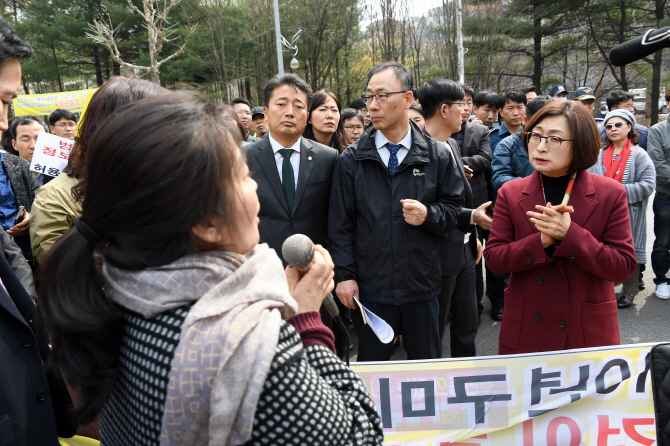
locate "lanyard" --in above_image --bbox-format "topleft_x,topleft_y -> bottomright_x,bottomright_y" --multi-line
540,172 -> 577,206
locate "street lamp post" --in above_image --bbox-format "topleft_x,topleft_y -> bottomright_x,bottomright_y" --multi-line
272,0 -> 301,74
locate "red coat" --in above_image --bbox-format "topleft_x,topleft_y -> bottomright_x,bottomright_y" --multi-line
484,171 -> 637,355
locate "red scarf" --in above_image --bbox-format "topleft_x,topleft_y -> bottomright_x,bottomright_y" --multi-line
602,139 -> 632,183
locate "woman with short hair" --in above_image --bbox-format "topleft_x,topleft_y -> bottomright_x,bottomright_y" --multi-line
588,109 -> 655,309
484,101 -> 637,355
303,91 -> 343,149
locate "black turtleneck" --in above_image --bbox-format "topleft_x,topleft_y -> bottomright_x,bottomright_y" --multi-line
541,173 -> 571,206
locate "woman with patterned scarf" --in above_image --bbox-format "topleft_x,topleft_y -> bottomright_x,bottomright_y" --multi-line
38,92 -> 384,446
589,109 -> 656,309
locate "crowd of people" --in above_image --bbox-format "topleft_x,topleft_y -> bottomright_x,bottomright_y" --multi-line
1,14 -> 669,446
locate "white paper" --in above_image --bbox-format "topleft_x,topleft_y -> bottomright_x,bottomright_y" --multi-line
352,294 -> 394,344
29,133 -> 73,177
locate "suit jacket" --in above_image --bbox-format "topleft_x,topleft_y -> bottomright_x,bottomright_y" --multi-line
484,171 -> 637,355
1,153 -> 39,212
0,250 -> 76,446
244,137 -> 339,262
458,121 -> 492,208
440,139 -> 477,276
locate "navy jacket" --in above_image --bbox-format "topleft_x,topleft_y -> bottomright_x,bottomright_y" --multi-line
328,122 -> 465,305
491,133 -> 535,191
0,252 -> 76,445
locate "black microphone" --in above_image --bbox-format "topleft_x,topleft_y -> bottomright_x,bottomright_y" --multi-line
610,26 -> 670,66
281,234 -> 340,318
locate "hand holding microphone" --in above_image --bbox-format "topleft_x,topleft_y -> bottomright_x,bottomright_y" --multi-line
282,234 -> 335,315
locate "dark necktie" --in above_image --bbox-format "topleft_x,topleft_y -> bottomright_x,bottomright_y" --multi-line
279,148 -> 295,211
388,143 -> 400,176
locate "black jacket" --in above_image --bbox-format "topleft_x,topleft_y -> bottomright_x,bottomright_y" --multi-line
0,251 -> 76,446
244,137 -> 338,262
454,121 -> 491,208
440,138 -> 478,276
328,122 -> 465,305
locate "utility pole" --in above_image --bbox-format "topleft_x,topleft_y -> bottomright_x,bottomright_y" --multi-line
273,0 -> 284,74
456,0 -> 464,83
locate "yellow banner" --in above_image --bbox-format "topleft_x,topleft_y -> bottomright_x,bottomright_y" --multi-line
13,89 -> 98,116
352,343 -> 657,445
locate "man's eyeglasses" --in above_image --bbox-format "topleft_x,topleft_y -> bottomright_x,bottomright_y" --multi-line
361,91 -> 407,104
343,125 -> 364,131
604,121 -> 628,131
235,110 -> 252,116
445,102 -> 466,108
55,122 -> 77,128
525,132 -> 572,150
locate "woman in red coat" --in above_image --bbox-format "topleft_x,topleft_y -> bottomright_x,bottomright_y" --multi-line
484,101 -> 637,355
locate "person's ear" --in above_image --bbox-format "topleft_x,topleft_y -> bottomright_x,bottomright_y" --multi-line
405,91 -> 413,109
190,218 -> 223,247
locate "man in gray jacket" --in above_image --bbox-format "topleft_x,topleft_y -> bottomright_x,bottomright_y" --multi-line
647,89 -> 670,299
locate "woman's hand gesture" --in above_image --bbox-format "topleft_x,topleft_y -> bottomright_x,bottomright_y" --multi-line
527,203 -> 574,248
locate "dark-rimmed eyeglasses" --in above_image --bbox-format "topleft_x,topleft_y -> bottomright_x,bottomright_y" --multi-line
525,132 -> 572,150
343,124 -> 364,131
604,121 -> 628,131
361,91 -> 407,104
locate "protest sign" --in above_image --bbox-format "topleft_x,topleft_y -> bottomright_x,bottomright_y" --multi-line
13,89 -> 97,116
352,343 -> 658,445
30,133 -> 73,178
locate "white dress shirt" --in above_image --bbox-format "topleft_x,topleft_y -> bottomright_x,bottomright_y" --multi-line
374,127 -> 412,167
269,134 -> 301,189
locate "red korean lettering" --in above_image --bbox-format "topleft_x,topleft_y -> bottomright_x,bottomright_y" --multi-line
42,147 -> 56,156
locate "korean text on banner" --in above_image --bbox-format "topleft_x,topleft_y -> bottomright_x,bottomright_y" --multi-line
13,89 -> 97,116
30,133 -> 73,178
352,343 -> 658,445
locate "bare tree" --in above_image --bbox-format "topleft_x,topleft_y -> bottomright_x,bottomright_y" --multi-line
87,0 -> 195,83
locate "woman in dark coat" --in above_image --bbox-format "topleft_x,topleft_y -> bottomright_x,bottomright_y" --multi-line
484,101 -> 637,355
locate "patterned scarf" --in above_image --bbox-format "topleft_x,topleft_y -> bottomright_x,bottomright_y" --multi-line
602,139 -> 632,183
103,244 -> 298,446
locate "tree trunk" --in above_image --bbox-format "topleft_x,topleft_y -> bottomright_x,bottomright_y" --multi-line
650,50 -> 662,126
532,2 -> 542,90
92,48 -> 104,86
51,44 -> 64,92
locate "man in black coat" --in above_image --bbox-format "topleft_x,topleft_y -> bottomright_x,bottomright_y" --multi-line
420,79 -> 492,358
450,84 -> 493,320
0,18 -> 76,445
328,62 -> 465,361
244,74 -> 338,262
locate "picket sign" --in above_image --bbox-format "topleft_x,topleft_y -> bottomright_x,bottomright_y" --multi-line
352,343 -> 660,445
30,133 -> 73,178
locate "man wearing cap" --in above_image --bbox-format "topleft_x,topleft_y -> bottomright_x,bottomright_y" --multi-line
250,106 -> 268,138
574,87 -> 596,113
549,85 -> 569,99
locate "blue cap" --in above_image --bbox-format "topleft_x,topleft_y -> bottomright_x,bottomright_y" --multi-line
549,85 -> 569,96
574,87 -> 596,101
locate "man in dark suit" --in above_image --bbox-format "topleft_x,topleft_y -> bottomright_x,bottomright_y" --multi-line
0,17 -> 76,445
451,84 -> 492,321
244,73 -> 338,263
420,79 -> 491,357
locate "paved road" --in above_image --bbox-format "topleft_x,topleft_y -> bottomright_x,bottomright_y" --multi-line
348,192 -> 670,362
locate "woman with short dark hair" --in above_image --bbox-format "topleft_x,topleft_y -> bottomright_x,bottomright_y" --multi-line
303,91 -> 343,149
39,93 -> 383,446
484,100 -> 637,354
588,109 -> 655,309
